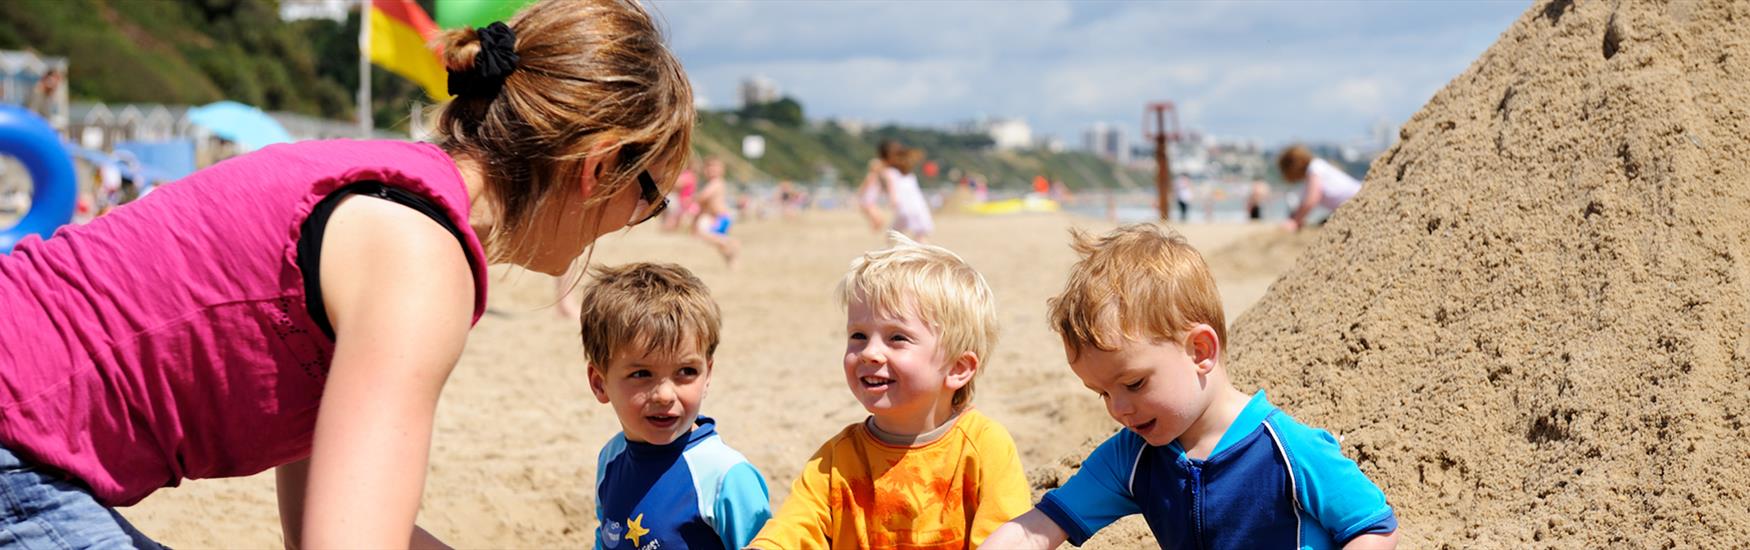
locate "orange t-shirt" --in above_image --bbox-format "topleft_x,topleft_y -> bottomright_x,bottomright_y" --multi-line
747,410 -> 1032,550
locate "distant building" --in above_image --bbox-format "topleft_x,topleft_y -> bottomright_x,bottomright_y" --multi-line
1369,117 -> 1398,153
1108,126 -> 1130,165
985,118 -> 1032,151
276,0 -> 348,22
832,117 -> 868,136
1084,123 -> 1108,156
279,0 -> 350,22
739,76 -> 780,108
1084,122 -> 1130,164
67,103 -> 194,152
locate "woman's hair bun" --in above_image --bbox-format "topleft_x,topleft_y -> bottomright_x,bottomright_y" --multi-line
439,26 -> 483,74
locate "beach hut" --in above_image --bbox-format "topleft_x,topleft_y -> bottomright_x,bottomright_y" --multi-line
140,105 -> 176,142
69,102 -> 114,150
114,105 -> 143,147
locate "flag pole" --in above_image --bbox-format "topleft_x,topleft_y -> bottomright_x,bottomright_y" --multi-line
357,0 -> 373,137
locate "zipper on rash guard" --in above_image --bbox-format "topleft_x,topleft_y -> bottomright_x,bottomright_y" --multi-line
1189,462 -> 1206,550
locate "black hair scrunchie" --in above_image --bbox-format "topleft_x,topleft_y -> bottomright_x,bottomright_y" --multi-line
447,21 -> 520,98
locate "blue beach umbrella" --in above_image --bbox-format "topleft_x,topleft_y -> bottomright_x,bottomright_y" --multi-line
186,101 -> 293,152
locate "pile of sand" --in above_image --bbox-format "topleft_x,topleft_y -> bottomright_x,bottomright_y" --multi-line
1041,0 -> 1750,546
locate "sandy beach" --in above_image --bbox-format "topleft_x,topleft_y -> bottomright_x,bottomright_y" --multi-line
121,209 -> 1302,547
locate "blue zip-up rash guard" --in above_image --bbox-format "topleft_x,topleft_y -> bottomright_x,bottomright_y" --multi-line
595,417 -> 772,550
1036,392 -> 1397,549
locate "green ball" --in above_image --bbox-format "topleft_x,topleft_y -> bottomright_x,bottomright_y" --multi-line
435,0 -> 531,30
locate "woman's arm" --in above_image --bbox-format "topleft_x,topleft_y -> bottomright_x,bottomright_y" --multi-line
276,459 -> 309,550
278,459 -> 450,549
292,196 -> 476,549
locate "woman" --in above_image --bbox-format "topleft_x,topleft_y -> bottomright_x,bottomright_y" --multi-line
0,1 -> 692,547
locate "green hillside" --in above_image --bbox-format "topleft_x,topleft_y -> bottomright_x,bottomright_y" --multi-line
0,0 -> 426,128
696,109 -> 1152,190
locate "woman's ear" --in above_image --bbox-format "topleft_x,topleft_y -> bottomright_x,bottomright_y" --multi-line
578,154 -> 603,200
577,141 -> 628,200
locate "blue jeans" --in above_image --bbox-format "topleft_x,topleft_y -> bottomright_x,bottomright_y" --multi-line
0,443 -> 162,549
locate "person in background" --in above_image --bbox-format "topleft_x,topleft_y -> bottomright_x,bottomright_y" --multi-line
693,157 -> 741,266
873,140 -> 934,242
1175,175 -> 1194,222
1278,144 -> 1362,231
1245,180 -> 1270,221
661,156 -> 700,233
26,67 -> 62,122
854,158 -> 888,231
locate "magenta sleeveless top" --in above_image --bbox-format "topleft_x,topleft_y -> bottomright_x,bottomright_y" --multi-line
0,140 -> 490,506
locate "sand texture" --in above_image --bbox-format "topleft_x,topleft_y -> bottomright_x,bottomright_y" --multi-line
1046,0 -> 1750,547
120,211 -> 1296,547
1042,1 -> 1750,547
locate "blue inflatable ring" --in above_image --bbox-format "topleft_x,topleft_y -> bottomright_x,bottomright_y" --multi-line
0,105 -> 77,252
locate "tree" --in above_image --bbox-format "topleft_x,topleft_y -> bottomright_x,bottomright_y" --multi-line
741,96 -> 805,127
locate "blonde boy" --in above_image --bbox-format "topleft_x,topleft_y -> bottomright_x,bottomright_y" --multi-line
580,263 -> 771,550
749,233 -> 1031,549
985,224 -> 1399,549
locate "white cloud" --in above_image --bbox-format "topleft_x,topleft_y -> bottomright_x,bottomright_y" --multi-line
1313,77 -> 1393,116
654,0 -> 1530,144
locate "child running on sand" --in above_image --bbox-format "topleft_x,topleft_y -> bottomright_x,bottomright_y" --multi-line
693,157 -> 741,266
984,224 -> 1399,549
874,140 -> 935,242
748,233 -> 1031,549
1278,144 -> 1362,232
580,262 -> 771,550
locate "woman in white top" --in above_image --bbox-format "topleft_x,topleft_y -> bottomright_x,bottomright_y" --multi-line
874,140 -> 934,241
1277,144 -> 1362,231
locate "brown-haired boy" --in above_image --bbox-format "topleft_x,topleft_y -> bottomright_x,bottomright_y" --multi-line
579,262 -> 770,550
985,224 -> 1398,549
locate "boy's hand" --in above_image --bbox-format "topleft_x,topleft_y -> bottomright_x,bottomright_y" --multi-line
980,509 -> 1067,550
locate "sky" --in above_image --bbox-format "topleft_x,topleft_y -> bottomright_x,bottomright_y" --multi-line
651,0 -> 1532,148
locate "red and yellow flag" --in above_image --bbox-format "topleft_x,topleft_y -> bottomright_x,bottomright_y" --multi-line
368,0 -> 450,101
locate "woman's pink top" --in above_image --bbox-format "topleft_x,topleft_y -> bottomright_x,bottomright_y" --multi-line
0,140 -> 489,506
